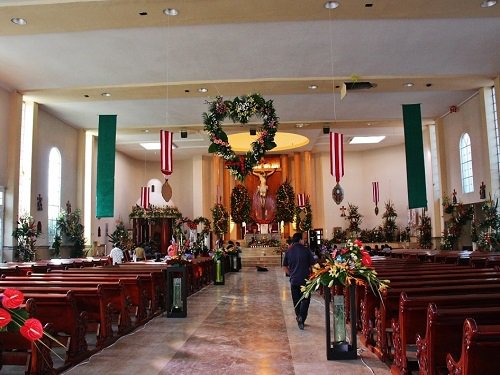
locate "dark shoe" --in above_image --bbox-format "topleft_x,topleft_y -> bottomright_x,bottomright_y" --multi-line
297,316 -> 304,330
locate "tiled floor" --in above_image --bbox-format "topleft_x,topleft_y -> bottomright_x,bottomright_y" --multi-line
14,268 -> 391,375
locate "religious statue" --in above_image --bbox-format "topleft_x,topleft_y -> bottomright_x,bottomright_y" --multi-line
66,200 -> 72,213
452,189 -> 457,205
36,194 -> 43,211
480,181 -> 486,200
252,169 -> 275,207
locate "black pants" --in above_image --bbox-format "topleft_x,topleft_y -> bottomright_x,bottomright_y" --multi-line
291,284 -> 311,323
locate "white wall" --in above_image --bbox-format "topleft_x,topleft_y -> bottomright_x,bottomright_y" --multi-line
320,144 -> 409,238
441,94 -> 488,205
0,87 -> 9,186
32,109 -> 79,246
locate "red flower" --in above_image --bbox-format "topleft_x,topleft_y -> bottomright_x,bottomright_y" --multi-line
354,239 -> 363,248
20,318 -> 44,341
0,308 -> 12,328
1,288 -> 24,309
361,251 -> 372,267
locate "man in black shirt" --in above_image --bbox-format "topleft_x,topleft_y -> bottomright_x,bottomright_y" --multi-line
283,232 -> 315,330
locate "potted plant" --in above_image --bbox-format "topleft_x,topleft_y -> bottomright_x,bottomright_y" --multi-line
56,209 -> 86,258
12,214 -> 40,261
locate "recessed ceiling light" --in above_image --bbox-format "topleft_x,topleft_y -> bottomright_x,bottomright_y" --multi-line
83,94 -> 90,98
143,129 -> 149,133
480,1 -> 497,8
139,11 -> 148,16
308,84 -> 318,90
296,123 -> 304,128
101,92 -> 111,97
367,122 -> 372,126
198,88 -> 208,93
11,17 -> 27,25
350,136 -> 385,144
163,8 -> 179,16
403,82 -> 414,88
324,1 -> 340,9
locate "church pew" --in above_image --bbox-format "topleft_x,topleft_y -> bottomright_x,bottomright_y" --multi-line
364,281 -> 500,360
415,304 -> 500,375
390,292 -> 500,375
0,279 -> 133,332
0,321 -> 55,375
4,285 -> 119,348
446,319 -> 500,375
20,291 -> 88,365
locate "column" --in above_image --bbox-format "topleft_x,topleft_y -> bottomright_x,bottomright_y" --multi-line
280,154 -> 289,182
212,155 -> 221,203
223,166 -> 231,240
293,152 -> 302,194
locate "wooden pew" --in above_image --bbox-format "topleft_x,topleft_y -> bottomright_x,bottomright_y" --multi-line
0,321 -> 55,375
446,319 -> 500,375
390,292 -> 500,375
415,304 -> 500,375
20,291 -> 88,365
366,281 -> 500,360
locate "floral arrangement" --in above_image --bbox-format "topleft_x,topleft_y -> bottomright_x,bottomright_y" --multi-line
12,214 -> 40,262
382,200 -> 398,242
230,184 -> 251,224
212,247 -> 225,261
0,288 -> 64,352
417,209 -> 433,249
202,94 -> 279,181
295,198 -> 312,232
442,194 -> 454,214
301,240 -> 389,298
129,205 -> 181,220
211,203 -> 229,237
345,203 -> 363,234
56,209 -> 86,257
275,180 -> 296,223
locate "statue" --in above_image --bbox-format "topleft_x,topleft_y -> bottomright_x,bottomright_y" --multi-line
66,200 -> 72,213
480,181 -> 486,200
36,194 -> 43,211
252,169 -> 275,207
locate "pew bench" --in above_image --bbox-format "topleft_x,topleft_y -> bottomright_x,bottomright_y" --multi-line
446,319 -> 500,375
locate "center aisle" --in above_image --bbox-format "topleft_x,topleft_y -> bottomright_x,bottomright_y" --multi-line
63,268 -> 390,375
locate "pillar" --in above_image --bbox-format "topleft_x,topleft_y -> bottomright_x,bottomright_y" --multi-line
280,154 -> 289,182
223,166 -> 231,240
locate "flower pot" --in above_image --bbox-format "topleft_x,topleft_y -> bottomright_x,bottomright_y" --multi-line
214,259 -> 225,285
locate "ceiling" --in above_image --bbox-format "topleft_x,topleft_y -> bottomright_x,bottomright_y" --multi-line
0,0 -> 499,161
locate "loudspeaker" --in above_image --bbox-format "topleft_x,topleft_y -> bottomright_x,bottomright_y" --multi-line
181,130 -> 188,138
249,128 -> 257,136
323,127 -> 330,134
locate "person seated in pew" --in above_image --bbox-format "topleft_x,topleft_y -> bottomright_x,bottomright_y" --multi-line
109,243 -> 124,265
134,243 -> 146,261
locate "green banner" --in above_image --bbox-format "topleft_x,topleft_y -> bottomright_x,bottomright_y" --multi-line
402,104 -> 427,209
96,115 -> 117,218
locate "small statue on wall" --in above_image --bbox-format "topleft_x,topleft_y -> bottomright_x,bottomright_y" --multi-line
480,181 -> 486,200
66,200 -> 72,213
37,194 -> 43,211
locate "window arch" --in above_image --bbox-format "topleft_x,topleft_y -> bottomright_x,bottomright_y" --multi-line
459,133 -> 474,193
48,147 -> 62,246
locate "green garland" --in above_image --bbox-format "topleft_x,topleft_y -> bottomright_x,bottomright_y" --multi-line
212,203 -> 229,237
275,180 -> 296,223
129,205 -> 181,221
295,199 -> 312,232
193,217 -> 211,236
230,184 -> 251,224
203,94 -> 279,181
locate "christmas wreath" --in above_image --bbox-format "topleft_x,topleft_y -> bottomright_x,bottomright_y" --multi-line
193,216 -> 211,236
230,185 -> 251,224
203,94 -> 279,180
211,203 -> 229,237
275,180 -> 296,223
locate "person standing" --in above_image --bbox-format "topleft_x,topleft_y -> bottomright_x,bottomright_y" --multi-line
283,232 -> 315,330
109,243 -> 124,265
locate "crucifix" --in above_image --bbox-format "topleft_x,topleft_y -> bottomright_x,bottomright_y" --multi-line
340,205 -> 346,217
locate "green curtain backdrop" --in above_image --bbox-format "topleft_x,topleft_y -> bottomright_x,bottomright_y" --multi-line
403,104 -> 427,209
96,114 -> 117,218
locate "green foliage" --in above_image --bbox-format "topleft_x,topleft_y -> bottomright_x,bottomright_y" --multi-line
212,203 -> 229,237
418,210 -> 432,249
230,184 -> 251,224
345,203 -> 363,234
382,200 -> 398,242
275,180 -> 295,223
56,209 -> 86,258
107,221 -> 129,248
51,234 -> 62,258
12,214 -> 40,261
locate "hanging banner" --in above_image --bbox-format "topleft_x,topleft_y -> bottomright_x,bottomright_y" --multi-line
160,130 -> 173,179
330,133 -> 344,182
403,104 -> 427,209
140,186 -> 150,209
96,114 -> 117,218
297,193 -> 306,208
372,181 -> 380,215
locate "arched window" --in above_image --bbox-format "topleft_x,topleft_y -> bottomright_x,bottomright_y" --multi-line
48,147 -> 62,246
459,133 -> 474,193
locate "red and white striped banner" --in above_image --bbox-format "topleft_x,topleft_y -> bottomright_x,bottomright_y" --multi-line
140,186 -> 150,209
372,181 -> 380,205
297,193 -> 306,208
160,130 -> 173,179
330,133 -> 344,183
